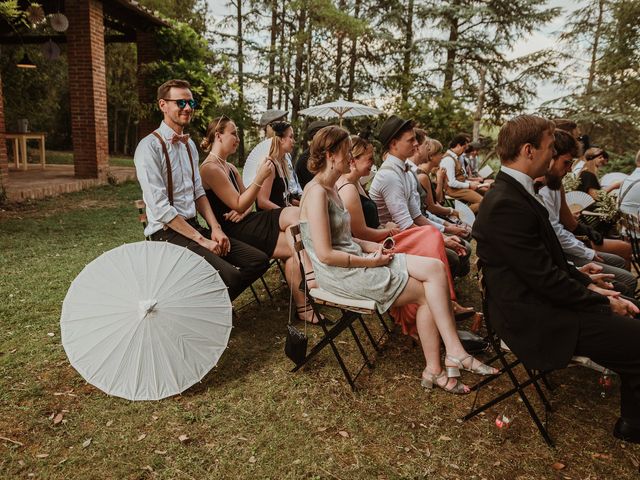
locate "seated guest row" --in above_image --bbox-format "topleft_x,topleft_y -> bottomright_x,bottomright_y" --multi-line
135,79 -> 489,395
135,79 -> 640,443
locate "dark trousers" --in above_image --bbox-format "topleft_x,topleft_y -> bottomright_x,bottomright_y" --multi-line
445,239 -> 471,278
575,312 -> 640,420
151,226 -> 270,301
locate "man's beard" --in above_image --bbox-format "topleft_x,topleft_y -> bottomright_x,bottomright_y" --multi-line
545,172 -> 563,190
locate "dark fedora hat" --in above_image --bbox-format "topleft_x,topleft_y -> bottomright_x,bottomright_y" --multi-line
306,120 -> 332,140
378,115 -> 414,148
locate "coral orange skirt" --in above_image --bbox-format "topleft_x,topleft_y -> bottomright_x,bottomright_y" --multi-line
388,225 -> 455,337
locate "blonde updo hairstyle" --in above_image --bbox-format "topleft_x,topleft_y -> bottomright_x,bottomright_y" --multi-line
308,126 -> 351,174
350,135 -> 373,161
201,115 -> 233,152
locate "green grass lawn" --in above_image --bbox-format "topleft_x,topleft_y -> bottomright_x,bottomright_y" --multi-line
1,182 -> 639,479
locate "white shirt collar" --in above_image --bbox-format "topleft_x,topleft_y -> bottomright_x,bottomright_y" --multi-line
386,154 -> 406,170
500,165 -> 537,198
445,149 -> 459,160
158,121 -> 183,140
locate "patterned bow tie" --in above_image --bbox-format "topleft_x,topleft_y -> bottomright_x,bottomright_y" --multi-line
171,133 -> 190,145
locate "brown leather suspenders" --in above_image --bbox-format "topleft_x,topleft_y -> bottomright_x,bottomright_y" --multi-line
151,131 -> 196,206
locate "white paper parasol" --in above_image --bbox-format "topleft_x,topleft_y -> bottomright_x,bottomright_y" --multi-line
298,99 -> 382,126
242,138 -> 271,188
454,200 -> 476,227
61,241 -> 232,401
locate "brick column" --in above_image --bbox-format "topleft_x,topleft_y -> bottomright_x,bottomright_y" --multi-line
66,0 -> 108,179
0,71 -> 8,191
136,30 -> 161,139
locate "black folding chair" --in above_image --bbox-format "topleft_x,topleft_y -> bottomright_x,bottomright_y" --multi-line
289,224 -> 393,390
463,267 -> 555,447
620,212 -> 640,294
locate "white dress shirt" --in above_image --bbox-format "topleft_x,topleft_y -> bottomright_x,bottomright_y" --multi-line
134,121 -> 205,237
441,149 -> 470,189
369,155 -> 425,231
572,159 -> 585,175
619,167 -> 640,215
538,185 -> 596,261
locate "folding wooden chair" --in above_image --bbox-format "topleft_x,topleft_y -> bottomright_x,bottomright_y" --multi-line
289,224 -> 393,390
463,266 -> 555,447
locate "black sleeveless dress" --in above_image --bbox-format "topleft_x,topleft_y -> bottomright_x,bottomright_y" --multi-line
256,164 -> 289,211
337,182 -> 380,229
205,169 -> 282,257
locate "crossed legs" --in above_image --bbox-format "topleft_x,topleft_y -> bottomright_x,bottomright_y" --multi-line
392,254 -> 496,392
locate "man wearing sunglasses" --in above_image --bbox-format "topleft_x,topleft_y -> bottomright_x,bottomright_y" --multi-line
134,79 -> 270,300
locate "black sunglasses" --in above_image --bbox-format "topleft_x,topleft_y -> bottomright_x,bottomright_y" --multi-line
163,98 -> 198,109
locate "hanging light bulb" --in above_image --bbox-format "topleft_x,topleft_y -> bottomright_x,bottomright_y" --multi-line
17,52 -> 37,69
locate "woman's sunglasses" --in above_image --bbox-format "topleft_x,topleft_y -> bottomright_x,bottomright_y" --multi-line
163,98 -> 198,110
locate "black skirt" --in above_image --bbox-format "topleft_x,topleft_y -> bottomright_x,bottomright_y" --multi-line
223,208 -> 283,257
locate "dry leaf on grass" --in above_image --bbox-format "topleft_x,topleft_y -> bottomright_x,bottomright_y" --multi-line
178,434 -> 190,443
438,435 -> 452,441
338,431 -> 349,438
36,453 -> 49,458
154,450 -> 167,455
552,462 -> 566,470
317,427 -> 328,432
82,438 -> 92,448
53,413 -> 64,425
105,420 -> 113,427
136,434 -> 147,442
249,456 -> 257,463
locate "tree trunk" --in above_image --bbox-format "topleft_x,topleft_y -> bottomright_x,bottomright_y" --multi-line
236,0 -> 246,162
586,0 -> 605,95
305,20 -> 312,108
346,0 -> 361,101
472,64 -> 486,142
334,0 -> 347,97
123,108 -> 132,155
400,0 -> 414,105
267,0 -> 278,109
442,0 -> 460,93
291,5 -> 307,122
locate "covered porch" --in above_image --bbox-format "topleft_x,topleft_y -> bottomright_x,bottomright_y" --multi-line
0,0 -> 167,202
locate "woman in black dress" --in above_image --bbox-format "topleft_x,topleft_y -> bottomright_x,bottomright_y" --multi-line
199,116 -> 319,323
256,121 -> 298,210
578,147 -> 621,199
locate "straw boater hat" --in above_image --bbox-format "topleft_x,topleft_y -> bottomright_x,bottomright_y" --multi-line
259,109 -> 288,128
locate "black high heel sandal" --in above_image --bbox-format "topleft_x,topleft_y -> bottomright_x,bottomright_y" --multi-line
294,304 -> 333,326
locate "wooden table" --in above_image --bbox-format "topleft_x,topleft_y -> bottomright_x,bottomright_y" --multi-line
5,132 -> 46,170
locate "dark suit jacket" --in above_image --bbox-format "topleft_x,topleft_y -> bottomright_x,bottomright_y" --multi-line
472,171 -> 610,371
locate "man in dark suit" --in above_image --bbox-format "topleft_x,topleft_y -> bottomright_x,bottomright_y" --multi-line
473,114 -> 640,443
